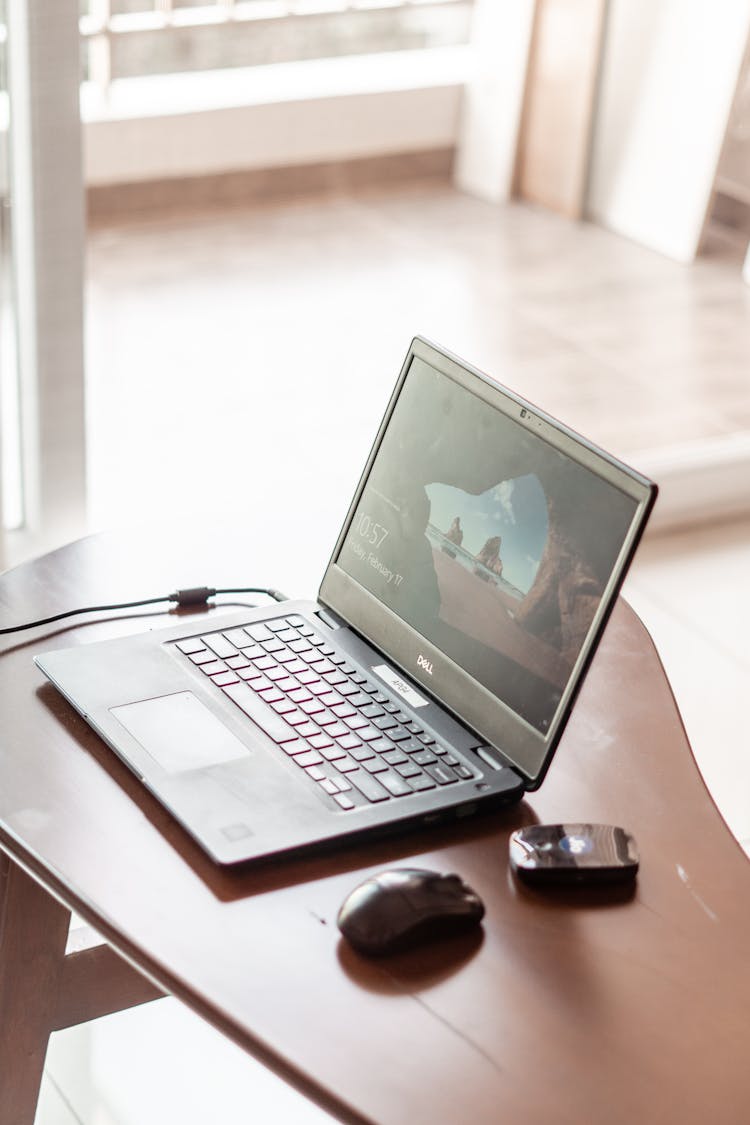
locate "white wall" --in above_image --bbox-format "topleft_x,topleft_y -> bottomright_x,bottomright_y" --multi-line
454,0 -> 535,202
588,0 -> 750,262
82,48 -> 469,186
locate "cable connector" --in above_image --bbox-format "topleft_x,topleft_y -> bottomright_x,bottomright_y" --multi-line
170,587 -> 217,606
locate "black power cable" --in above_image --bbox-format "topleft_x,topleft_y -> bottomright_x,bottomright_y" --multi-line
0,585 -> 288,637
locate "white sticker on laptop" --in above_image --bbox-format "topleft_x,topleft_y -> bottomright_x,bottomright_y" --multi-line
372,664 -> 429,709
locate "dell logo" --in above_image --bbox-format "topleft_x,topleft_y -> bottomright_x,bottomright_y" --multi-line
417,655 -> 433,675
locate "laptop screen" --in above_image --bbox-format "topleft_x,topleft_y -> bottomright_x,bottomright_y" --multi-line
332,351 -> 644,756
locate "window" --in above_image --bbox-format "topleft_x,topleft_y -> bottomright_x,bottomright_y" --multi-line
80,1 -> 473,94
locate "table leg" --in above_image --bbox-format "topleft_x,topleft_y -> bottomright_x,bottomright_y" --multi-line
0,854 -> 72,1125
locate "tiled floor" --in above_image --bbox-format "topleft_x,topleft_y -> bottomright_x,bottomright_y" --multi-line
32,177 -> 750,1123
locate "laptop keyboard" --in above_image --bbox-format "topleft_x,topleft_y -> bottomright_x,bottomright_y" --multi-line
173,614 -> 476,811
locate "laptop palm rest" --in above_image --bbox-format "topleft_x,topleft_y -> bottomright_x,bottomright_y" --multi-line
111,692 -> 251,774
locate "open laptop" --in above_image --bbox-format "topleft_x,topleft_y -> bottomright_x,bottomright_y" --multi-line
36,338 -> 657,865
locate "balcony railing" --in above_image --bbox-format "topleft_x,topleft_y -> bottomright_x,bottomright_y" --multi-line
79,0 -> 473,94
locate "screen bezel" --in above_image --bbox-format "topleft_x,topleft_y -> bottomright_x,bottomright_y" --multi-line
319,337 -> 657,789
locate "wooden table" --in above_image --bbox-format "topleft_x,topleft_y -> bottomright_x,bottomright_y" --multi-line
1,527 -> 749,1125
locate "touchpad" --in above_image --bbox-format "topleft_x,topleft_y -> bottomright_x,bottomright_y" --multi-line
111,692 -> 251,773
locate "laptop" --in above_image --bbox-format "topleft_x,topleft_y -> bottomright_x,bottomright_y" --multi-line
36,338 -> 657,865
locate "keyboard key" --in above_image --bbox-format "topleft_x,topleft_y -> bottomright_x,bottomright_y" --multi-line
308,680 -> 331,696
371,737 -> 395,754
212,670 -> 240,687
321,743 -> 347,761
359,726 -> 382,742
220,628 -> 254,649
349,692 -> 371,708
344,715 -> 369,731
222,683 -> 298,742
340,663 -> 355,675
319,691 -> 343,707
362,758 -> 389,774
315,710 -> 338,727
266,619 -> 289,634
307,763 -> 327,782
188,649 -> 217,666
350,744 -> 375,762
275,676 -> 299,692
295,750 -> 324,769
280,739 -> 310,756
383,749 -> 408,766
383,702 -> 399,714
271,699 -> 297,715
335,756 -> 359,774
373,715 -> 398,731
254,655 -> 277,671
394,711 -> 410,724
242,623 -> 271,642
296,669 -> 320,685
195,633 -> 237,656
309,732 -> 333,750
265,666 -> 290,682
307,635 -> 325,647
261,638 -> 285,653
333,793 -> 355,810
336,731 -> 361,749
286,659 -> 308,676
283,709 -> 310,727
300,699 -> 324,716
388,728 -> 411,743
248,675 -> 273,693
401,737 -> 425,754
418,733 -> 436,745
284,612 -> 305,626
360,682 -> 378,694
319,644 -> 335,656
331,702 -> 356,719
413,749 -> 437,766
407,773 -> 437,792
257,687 -> 284,704
176,637 -> 206,655
309,658 -> 335,675
288,687 -> 312,704
295,721 -> 320,739
338,683 -> 360,697
372,693 -> 388,704
454,765 -> 474,780
379,771 -> 413,797
395,761 -> 423,779
321,778 -> 340,796
200,660 -> 228,677
277,629 -> 299,643
361,703 -> 384,720
323,671 -> 347,686
444,754 -> 460,766
225,653 -> 252,670
425,763 -> 457,785
347,770 -> 389,803
238,665 -> 263,681
405,721 -> 423,735
273,649 -> 297,665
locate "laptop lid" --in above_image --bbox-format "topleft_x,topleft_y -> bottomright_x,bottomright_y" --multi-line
320,337 -> 656,790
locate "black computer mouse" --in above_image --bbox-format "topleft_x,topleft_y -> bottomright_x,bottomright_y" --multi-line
337,867 -> 485,957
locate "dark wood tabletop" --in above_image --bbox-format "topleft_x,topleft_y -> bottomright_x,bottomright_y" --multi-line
1,526 -> 749,1125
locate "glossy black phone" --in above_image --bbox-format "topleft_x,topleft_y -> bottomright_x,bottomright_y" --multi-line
509,823 -> 639,885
